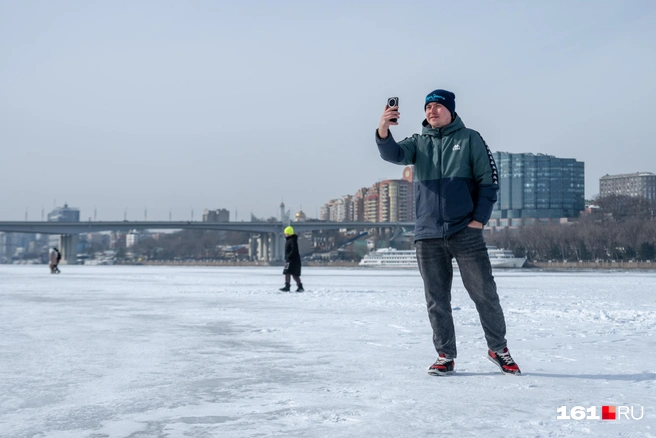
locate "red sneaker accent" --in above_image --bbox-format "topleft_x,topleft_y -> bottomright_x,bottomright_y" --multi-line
488,348 -> 521,375
428,353 -> 455,375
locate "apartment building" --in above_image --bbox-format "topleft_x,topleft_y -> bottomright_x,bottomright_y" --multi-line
600,172 -> 656,201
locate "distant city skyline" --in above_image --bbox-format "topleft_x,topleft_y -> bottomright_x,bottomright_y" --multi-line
2,1 -> 655,221
6,161 -> 656,223
17,163 -> 651,224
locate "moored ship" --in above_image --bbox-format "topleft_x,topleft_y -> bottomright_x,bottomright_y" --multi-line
359,246 -> 526,269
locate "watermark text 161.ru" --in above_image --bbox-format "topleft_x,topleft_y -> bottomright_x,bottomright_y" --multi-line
557,405 -> 644,421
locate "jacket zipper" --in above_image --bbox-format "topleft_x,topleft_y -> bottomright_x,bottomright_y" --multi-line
438,129 -> 447,237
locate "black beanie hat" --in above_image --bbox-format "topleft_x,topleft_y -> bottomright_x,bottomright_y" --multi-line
424,89 -> 456,117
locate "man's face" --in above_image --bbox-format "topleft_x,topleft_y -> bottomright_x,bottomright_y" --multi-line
425,102 -> 452,128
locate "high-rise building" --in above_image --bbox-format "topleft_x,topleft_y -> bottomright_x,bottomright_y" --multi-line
331,198 -> 345,222
599,172 -> 656,201
203,208 -> 230,222
337,195 -> 353,222
352,188 -> 368,222
490,152 -> 584,227
379,179 -> 413,222
47,204 -> 80,222
364,183 -> 380,222
320,199 -> 339,221
402,166 -> 415,221
319,204 -> 330,221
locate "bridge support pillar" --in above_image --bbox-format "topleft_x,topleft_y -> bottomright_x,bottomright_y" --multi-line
58,234 -> 78,265
268,232 -> 285,262
262,233 -> 268,262
248,235 -> 259,260
270,233 -> 278,262
273,233 -> 284,261
257,234 -> 264,261
246,232 -> 286,262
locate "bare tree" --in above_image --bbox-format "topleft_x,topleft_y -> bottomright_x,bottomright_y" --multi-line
551,224 -> 575,261
594,194 -> 656,221
578,217 -> 606,260
621,219 -> 645,257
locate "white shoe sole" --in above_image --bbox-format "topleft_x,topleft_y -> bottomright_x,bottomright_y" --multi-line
427,367 -> 454,376
428,371 -> 454,376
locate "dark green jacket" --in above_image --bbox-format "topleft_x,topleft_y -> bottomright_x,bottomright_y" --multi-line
376,115 -> 498,240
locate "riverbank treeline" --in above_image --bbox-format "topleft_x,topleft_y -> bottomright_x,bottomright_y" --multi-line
484,194 -> 656,263
486,216 -> 656,262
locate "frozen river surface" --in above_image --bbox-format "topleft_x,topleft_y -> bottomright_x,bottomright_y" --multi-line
0,265 -> 655,437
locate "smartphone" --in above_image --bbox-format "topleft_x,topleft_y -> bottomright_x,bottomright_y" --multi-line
387,97 -> 399,122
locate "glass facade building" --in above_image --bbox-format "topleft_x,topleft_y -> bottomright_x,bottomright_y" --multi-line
491,152 -> 585,220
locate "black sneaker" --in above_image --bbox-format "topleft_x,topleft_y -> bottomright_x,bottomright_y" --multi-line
487,347 -> 521,375
428,353 -> 454,376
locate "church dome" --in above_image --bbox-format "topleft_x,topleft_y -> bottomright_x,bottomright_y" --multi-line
295,209 -> 307,222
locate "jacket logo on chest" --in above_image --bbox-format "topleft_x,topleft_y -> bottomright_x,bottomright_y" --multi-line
453,144 -> 461,151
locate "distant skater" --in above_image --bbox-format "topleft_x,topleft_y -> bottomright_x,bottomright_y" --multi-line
280,226 -> 304,292
49,247 -> 61,274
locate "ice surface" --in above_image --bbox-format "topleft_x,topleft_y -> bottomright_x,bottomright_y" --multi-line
1,265 -> 655,437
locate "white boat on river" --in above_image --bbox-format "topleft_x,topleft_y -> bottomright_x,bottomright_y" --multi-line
359,246 -> 526,269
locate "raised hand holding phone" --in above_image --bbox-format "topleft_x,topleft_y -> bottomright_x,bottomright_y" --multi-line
378,97 -> 399,139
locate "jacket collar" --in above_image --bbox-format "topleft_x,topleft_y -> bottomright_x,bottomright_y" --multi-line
421,113 -> 464,136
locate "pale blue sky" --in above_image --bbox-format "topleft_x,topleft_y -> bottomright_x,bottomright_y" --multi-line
1,0 -> 655,221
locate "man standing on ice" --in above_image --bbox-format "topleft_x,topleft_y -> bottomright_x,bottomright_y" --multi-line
375,89 -> 521,375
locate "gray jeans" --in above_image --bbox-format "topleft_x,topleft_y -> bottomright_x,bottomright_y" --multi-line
415,227 -> 507,358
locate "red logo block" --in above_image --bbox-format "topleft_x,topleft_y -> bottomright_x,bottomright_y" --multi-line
602,405 -> 616,420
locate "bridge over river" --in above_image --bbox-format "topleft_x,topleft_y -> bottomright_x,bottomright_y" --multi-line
0,221 -> 414,264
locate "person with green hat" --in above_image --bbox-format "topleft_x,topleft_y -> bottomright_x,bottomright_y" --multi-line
280,226 -> 304,292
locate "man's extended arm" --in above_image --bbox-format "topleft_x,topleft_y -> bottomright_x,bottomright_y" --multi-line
376,130 -> 417,165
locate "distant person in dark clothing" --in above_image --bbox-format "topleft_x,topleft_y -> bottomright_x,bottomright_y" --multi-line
280,226 -> 304,292
49,247 -> 61,274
